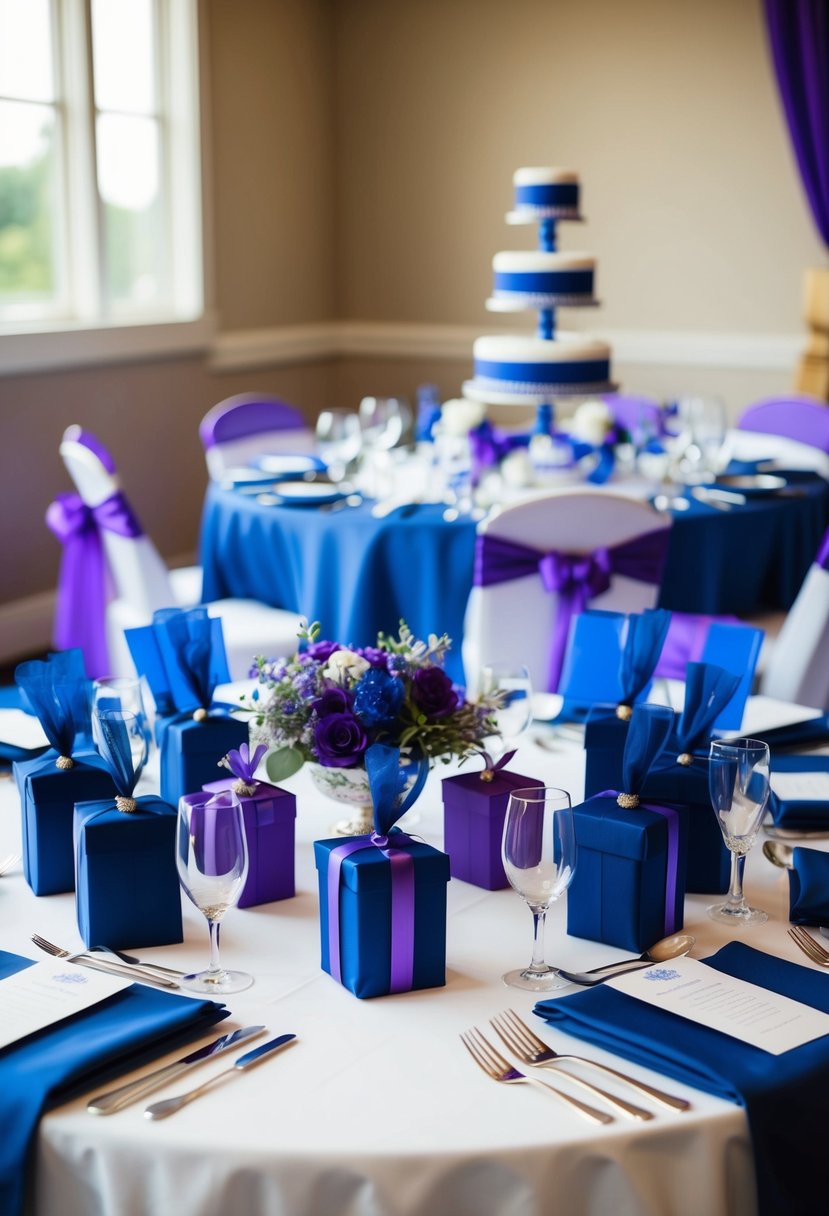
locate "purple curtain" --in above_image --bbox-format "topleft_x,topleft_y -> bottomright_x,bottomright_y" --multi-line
763,0 -> 829,248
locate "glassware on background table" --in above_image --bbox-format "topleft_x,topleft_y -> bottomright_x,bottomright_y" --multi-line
358,396 -> 410,498
501,787 -> 576,991
708,737 -> 770,925
480,663 -> 533,752
315,409 -> 362,485
675,395 -> 727,480
92,708 -> 149,780
176,790 -> 253,993
92,676 -> 153,760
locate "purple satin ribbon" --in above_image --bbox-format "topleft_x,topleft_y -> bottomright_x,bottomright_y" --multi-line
468,423 -> 529,486
46,490 -> 144,679
225,742 -> 268,786
327,832 -> 416,994
474,528 -> 669,693
596,789 -> 682,938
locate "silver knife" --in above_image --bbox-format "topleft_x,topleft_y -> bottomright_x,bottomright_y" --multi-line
87,1025 -> 266,1115
144,1033 -> 297,1120
59,951 -> 179,989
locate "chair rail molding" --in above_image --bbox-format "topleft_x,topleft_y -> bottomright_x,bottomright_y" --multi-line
209,322 -> 804,373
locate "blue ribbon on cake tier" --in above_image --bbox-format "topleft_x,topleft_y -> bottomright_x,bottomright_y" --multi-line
493,269 -> 594,295
473,357 -> 610,385
515,181 -> 579,208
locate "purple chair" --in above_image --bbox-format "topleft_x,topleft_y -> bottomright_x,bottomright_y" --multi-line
602,394 -> 666,446
736,396 -> 829,453
199,394 -> 313,478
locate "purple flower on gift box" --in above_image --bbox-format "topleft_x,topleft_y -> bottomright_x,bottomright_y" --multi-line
307,639 -> 341,663
313,687 -> 352,717
353,668 -> 404,726
412,667 -> 459,719
315,712 -> 368,767
358,646 -> 390,671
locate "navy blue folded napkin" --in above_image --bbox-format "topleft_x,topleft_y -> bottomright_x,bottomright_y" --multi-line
0,951 -> 228,1216
752,714 -> 829,753
789,849 -> 829,926
535,941 -> 829,1216
768,754 -> 829,829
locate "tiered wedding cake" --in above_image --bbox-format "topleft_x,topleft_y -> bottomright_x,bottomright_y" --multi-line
463,167 -> 615,405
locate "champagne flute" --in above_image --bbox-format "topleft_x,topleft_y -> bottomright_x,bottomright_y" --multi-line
92,708 -> 148,781
176,791 -> 253,993
315,409 -> 362,485
707,737 -> 770,925
480,663 -> 533,756
92,676 -> 152,761
501,787 -> 576,991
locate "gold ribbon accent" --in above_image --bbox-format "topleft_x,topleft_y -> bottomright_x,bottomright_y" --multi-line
677,753 -> 693,767
232,778 -> 257,796
115,795 -> 138,814
615,704 -> 633,722
55,755 -> 74,770
192,707 -> 208,722
616,792 -> 640,809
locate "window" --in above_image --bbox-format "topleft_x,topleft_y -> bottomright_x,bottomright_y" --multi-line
0,0 -> 204,354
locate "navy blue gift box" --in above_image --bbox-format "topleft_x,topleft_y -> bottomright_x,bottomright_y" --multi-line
314,835 -> 450,998
14,750 -> 116,895
567,792 -> 688,952
74,796 -> 183,949
442,768 -> 543,890
584,715 -> 729,894
158,714 -> 249,805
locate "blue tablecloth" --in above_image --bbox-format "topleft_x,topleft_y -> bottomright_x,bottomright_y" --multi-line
199,473 -> 829,684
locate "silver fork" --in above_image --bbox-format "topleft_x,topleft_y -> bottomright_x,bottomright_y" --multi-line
31,934 -> 179,988
460,1028 -> 614,1126
92,944 -> 186,980
788,925 -> 829,967
0,853 -> 20,876
491,1009 -> 690,1114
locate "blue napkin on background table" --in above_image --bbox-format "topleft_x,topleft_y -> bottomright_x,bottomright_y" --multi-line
535,941 -> 829,1216
769,754 -> 829,829
0,951 -> 228,1216
789,849 -> 829,926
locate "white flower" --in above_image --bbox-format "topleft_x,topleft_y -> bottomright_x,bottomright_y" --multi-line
569,399 -> 614,446
500,448 -> 534,487
438,397 -> 486,437
324,649 -> 370,684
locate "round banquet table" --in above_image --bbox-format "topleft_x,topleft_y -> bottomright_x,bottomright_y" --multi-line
3,695 -> 827,1216
198,470 -> 829,685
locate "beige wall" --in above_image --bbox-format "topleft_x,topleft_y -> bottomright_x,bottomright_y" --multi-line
1,0 -> 827,650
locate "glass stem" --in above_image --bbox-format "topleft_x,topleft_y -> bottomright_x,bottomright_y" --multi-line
205,918 -> 223,975
528,906 -> 548,973
726,852 -> 747,911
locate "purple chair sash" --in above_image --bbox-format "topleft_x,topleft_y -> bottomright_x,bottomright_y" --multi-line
474,528 -> 670,692
816,527 -> 829,572
46,491 -> 144,679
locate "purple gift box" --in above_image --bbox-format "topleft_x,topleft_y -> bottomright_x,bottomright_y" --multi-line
202,776 -> 296,907
442,765 -> 544,890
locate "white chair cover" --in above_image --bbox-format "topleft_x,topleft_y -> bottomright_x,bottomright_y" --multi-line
462,488 -> 671,695
200,395 -> 314,479
59,427 -> 303,679
761,561 -> 829,709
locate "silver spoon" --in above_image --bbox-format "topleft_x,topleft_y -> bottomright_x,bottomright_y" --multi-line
762,840 -> 794,869
556,933 -> 695,987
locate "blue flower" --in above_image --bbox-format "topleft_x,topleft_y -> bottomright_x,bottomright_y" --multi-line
353,668 -> 405,727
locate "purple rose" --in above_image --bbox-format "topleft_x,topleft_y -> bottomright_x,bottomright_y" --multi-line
412,667 -> 459,719
314,712 -> 368,767
312,687 -> 352,717
357,646 -> 389,670
306,639 -> 341,663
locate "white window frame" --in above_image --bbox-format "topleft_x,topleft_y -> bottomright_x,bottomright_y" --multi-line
0,0 -> 212,375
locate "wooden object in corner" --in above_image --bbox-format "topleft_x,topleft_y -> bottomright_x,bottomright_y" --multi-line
796,267 -> 829,402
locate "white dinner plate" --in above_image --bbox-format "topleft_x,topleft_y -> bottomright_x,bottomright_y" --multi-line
220,467 -> 277,489
256,454 -> 321,476
272,481 -> 345,506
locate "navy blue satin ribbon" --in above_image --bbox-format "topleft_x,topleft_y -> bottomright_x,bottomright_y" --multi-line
494,269 -> 593,294
515,182 -> 579,207
474,358 -> 610,385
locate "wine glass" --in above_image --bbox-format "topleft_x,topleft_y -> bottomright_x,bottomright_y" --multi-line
358,397 -> 409,498
480,664 -> 533,755
676,395 -> 727,479
501,787 -> 576,991
707,737 -> 770,925
176,791 -> 253,993
315,409 -> 362,484
92,676 -> 152,761
92,708 -> 149,781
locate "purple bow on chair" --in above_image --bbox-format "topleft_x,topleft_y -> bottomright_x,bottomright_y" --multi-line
474,528 -> 670,692
46,491 -> 144,678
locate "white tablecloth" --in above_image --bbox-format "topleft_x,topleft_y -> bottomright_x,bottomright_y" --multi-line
3,701 -> 825,1216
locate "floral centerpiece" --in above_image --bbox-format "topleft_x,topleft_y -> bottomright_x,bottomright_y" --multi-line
245,621 -> 501,834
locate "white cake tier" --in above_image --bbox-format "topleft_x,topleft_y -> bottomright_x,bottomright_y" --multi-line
489,250 -> 596,307
468,332 -> 613,400
507,166 -> 582,221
